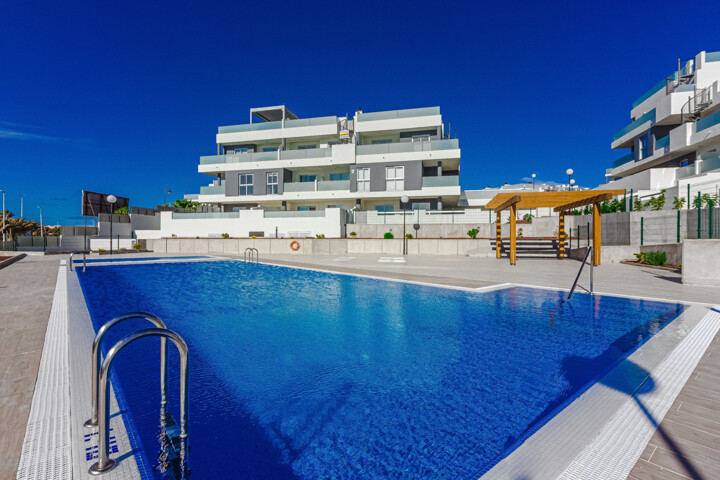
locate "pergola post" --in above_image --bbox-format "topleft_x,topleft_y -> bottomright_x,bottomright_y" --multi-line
593,202 -> 601,266
558,211 -> 565,259
495,212 -> 502,259
509,204 -> 517,265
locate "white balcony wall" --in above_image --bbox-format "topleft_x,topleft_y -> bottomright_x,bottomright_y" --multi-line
216,122 -> 339,144
353,115 -> 442,133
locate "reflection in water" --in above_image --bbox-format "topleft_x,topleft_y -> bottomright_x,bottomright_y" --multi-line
155,405 -> 189,479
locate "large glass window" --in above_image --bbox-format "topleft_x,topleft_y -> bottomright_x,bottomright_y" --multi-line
330,173 -> 350,181
357,168 -> 370,192
639,135 -> 649,160
239,174 -> 254,195
266,172 -> 278,195
299,175 -> 316,183
412,202 -> 431,210
298,144 -> 317,150
371,139 -> 392,145
375,204 -> 394,212
298,206 -> 317,211
385,166 -> 404,191
263,147 -> 278,152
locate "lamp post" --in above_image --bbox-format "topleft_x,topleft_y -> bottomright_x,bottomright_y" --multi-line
37,206 -> 43,237
566,168 -> 574,191
19,194 -> 24,218
531,173 -> 536,189
107,195 -> 117,255
569,179 -> 576,191
163,186 -> 172,205
1,189 -> 5,242
401,195 -> 409,255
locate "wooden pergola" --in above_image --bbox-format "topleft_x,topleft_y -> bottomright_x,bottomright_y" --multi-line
484,190 -> 624,266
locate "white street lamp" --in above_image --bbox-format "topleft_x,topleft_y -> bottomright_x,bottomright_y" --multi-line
0,189 -> 5,243
566,169 -> 574,191
531,173 -> 536,189
19,194 -> 24,218
401,195 -> 409,255
569,179 -> 576,191
37,206 -> 43,238
107,195 -> 117,255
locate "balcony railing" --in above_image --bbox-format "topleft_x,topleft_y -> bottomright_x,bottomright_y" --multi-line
612,109 -> 655,141
357,138 -> 458,155
284,182 -> 316,193
356,107 -> 440,122
655,135 -> 669,150
632,73 -> 677,108
171,212 -> 239,219
421,175 -> 460,187
200,185 -> 225,195
612,153 -> 635,169
697,109 -> 720,133
263,210 -> 326,218
284,180 -> 350,192
217,116 -> 338,134
279,147 -> 332,160
200,147 -> 332,165
707,51 -> 720,63
318,180 -> 350,191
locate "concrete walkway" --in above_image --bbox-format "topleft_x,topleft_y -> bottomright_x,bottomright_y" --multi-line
0,255 -> 60,479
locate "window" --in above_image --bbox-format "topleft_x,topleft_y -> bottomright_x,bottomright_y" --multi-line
385,166 -> 404,191
357,168 -> 370,192
300,175 -> 316,183
229,147 -> 248,154
266,172 -> 278,195
411,135 -> 430,142
263,147 -> 278,152
239,174 -> 253,195
375,204 -> 394,212
298,206 -> 316,211
371,139 -> 392,145
639,136 -> 649,160
330,173 -> 350,181
412,202 -> 431,210
298,144 -> 317,150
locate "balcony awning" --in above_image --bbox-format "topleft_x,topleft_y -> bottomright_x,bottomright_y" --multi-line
250,105 -> 299,123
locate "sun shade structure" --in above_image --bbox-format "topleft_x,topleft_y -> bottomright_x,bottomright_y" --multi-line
484,190 -> 625,266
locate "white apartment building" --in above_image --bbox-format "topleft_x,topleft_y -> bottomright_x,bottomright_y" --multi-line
190,105 -> 461,213
605,50 -> 720,205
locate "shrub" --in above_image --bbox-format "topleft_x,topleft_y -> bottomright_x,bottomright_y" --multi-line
315,234 -> 325,239
467,228 -> 479,239
133,243 -> 142,250
673,197 -> 686,210
113,206 -> 129,215
221,233 -> 230,239
384,232 -> 394,239
196,236 -> 200,239
645,251 -> 667,266
523,213 -> 533,223
98,248 -> 106,253
349,231 -> 357,237
251,235 -> 256,239
405,234 -> 413,239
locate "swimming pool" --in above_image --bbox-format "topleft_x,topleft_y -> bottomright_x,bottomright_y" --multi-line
77,260 -> 686,479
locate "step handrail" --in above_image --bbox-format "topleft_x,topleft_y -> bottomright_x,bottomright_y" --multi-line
244,247 -> 259,263
89,327 -> 188,476
567,246 -> 593,300
85,312 -> 168,429
69,251 -> 87,272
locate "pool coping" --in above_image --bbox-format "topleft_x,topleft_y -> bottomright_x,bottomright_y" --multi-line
17,256 -> 719,479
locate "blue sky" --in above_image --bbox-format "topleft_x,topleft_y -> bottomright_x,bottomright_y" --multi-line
1,0 -> 719,225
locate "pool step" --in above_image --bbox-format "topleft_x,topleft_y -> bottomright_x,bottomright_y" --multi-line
491,239 -> 560,257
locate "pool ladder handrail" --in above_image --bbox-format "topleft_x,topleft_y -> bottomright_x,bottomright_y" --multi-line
69,250 -> 88,272
85,312 -> 169,429
244,247 -> 259,263
88,327 -> 188,476
567,246 -> 593,300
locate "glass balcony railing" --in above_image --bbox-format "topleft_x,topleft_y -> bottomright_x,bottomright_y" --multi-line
284,182 -> 316,192
655,135 -> 669,150
200,147 -> 333,165
706,51 -> 720,63
612,153 -> 635,168
200,185 -> 225,195
422,175 -> 459,188
612,109 -> 656,141
279,147 -> 332,160
318,180 -> 350,191
632,72 -> 677,108
357,138 -> 458,155
217,116 -> 338,134
263,211 -> 326,218
171,212 -> 239,219
697,109 -> 720,133
356,106 -> 440,122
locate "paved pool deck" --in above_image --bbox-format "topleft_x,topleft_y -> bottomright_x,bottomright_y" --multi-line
2,251 -> 719,479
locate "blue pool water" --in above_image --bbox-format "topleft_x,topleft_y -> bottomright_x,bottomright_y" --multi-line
77,260 -> 685,479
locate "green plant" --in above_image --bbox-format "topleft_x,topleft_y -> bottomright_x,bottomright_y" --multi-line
221,233 -> 229,239
133,243 -> 142,250
405,233 -> 413,239
645,251 -> 667,266
384,232 -> 394,239
467,228 -> 479,239
673,197 -> 686,209
113,206 -> 129,215
522,213 -> 533,223
571,209 -> 582,215
633,252 -> 646,263
315,234 -> 325,239
645,189 -> 666,211
251,235 -> 257,239
196,236 -> 200,239
98,248 -> 106,253
633,196 -> 644,212
349,231 -> 357,237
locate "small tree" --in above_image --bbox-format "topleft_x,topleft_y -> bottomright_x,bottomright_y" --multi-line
405,233 -> 413,239
633,196 -> 644,212
467,228 -> 479,239
349,231 -> 357,237
221,233 -> 230,239
672,197 -> 685,210
384,232 -> 394,239
645,189 -> 666,211
113,206 -> 129,215
523,213 -> 533,223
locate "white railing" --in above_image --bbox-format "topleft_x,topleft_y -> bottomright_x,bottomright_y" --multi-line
353,209 -> 491,225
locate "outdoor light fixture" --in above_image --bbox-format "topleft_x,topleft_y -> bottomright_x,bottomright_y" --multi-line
570,179 -> 576,190
37,206 -> 43,238
566,169 -> 574,191
107,195 -> 117,255
0,189 -> 5,243
401,195 -> 409,255
531,173 -> 536,189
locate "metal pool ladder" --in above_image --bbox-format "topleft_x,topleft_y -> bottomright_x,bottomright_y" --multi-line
85,313 -> 189,476
69,250 -> 87,272
567,246 -> 593,300
244,247 -> 259,263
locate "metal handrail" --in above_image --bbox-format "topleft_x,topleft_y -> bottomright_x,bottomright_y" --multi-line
69,251 -> 87,272
567,246 -> 594,300
89,327 -> 188,476
244,247 -> 259,263
84,312 -> 168,429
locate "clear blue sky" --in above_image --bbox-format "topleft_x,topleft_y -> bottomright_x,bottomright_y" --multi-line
2,0 -> 719,225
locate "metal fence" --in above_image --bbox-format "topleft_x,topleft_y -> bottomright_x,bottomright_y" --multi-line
351,209 -> 503,225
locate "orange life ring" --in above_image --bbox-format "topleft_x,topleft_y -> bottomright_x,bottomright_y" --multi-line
290,241 -> 300,251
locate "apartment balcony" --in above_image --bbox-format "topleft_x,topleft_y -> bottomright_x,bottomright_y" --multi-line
218,115 -> 338,134
612,153 -> 635,169
200,147 -> 332,166
611,109 -> 656,149
354,107 -> 442,133
200,185 -> 225,195
284,180 -> 350,193
421,175 -> 460,187
357,138 -> 458,156
216,116 -> 339,143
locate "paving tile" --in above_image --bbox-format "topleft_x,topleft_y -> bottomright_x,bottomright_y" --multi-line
640,443 -> 657,461
0,352 -> 42,399
676,390 -> 720,412
662,409 -> 720,437
658,414 -> 720,452
647,432 -> 720,474
645,444 -> 720,480
629,459 -> 691,480
677,400 -> 720,425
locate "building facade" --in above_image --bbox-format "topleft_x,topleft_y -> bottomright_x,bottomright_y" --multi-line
606,50 -> 720,204
190,105 -> 461,213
